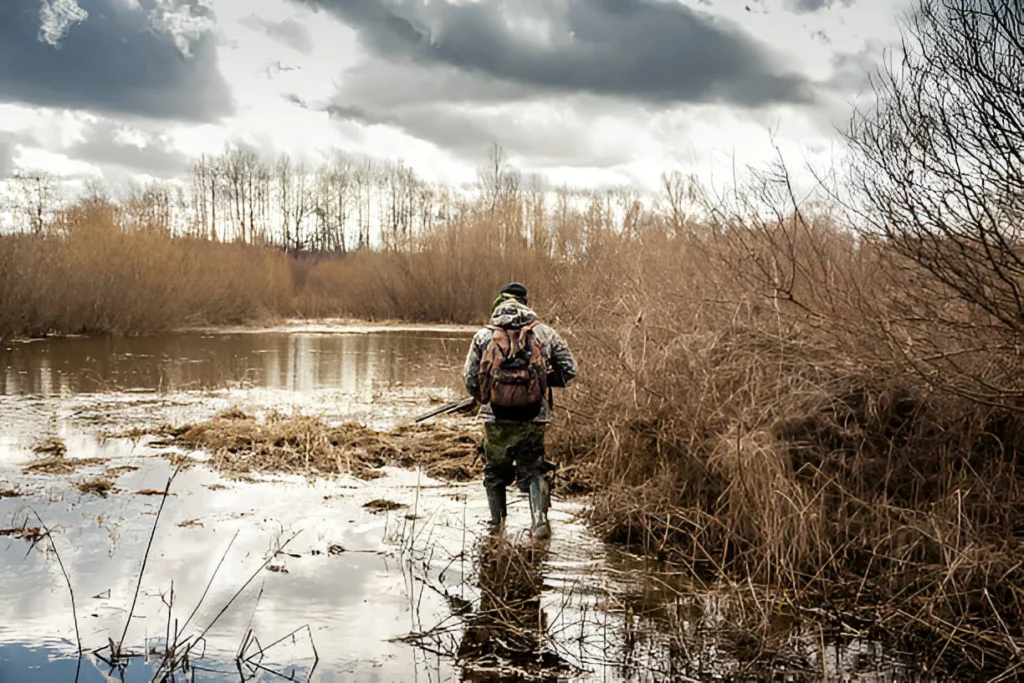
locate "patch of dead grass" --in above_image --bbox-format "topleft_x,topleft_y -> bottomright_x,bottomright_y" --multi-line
0,526 -> 45,543
363,499 -> 406,513
102,424 -> 190,441
24,455 -> 108,475
161,408 -> 483,482
32,437 -> 67,458
77,476 -> 116,498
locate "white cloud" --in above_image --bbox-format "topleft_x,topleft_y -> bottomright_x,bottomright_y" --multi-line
38,0 -> 88,48
148,0 -> 217,57
16,147 -> 100,177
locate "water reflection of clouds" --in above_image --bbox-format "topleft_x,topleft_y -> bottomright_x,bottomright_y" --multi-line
0,458 -> 460,681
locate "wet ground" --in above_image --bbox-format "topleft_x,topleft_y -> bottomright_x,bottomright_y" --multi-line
0,325 -> 926,682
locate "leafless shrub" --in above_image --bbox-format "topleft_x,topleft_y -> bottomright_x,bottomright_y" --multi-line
844,0 -> 1024,410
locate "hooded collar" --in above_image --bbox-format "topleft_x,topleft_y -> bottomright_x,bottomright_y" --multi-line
489,299 -> 537,329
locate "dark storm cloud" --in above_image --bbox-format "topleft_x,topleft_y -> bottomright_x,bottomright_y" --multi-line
326,100 -> 633,168
786,0 -> 856,12
241,15 -> 314,53
0,0 -> 232,121
66,121 -> 193,178
336,60 -> 534,109
297,0 -> 814,107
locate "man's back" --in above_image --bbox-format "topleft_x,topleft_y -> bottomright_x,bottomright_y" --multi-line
463,298 -> 577,423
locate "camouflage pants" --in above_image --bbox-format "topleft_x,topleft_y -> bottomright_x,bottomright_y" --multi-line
481,422 -> 547,494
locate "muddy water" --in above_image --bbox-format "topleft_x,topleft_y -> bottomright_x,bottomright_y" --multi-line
0,326 -> 919,682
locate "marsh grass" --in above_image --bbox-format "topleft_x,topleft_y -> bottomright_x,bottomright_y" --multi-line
24,456 -> 109,475
551,228 -> 1024,677
31,437 -> 67,458
0,203 -> 292,339
160,407 -> 484,482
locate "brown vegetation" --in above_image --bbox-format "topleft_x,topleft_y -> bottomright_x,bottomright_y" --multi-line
363,499 -> 406,513
160,408 -> 482,482
32,437 -> 67,458
25,436 -> 107,475
0,201 -> 292,338
77,476 -> 116,498
24,450 -> 108,475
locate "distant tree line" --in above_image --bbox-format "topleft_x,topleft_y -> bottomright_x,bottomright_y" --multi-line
3,143 -> 700,261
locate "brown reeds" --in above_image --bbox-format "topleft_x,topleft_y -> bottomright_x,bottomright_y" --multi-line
0,201 -> 292,339
551,220 -> 1024,677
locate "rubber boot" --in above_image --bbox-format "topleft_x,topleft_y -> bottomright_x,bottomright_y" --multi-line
486,485 -> 506,534
528,475 -> 551,540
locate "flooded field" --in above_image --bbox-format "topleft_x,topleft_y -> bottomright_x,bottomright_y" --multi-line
0,325 -> 924,682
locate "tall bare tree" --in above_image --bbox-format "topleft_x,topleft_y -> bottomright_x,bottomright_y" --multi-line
191,154 -> 222,241
845,0 -> 1024,408
13,169 -> 60,235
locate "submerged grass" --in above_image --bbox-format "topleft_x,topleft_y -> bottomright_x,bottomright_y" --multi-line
24,456 -> 109,475
0,525 -> 46,543
363,499 -> 407,513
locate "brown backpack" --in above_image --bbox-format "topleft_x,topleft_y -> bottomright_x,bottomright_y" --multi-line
478,320 -> 548,420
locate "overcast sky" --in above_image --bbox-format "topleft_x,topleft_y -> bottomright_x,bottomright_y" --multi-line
0,0 -> 907,192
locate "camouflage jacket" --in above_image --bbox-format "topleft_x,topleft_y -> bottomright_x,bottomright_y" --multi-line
462,299 -> 578,423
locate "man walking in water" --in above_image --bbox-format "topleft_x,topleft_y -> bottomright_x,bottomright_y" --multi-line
463,282 -> 578,539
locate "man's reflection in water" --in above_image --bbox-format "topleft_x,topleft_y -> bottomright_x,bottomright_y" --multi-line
457,534 -> 570,681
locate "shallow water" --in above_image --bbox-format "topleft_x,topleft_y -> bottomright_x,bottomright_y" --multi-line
0,325 -> 925,682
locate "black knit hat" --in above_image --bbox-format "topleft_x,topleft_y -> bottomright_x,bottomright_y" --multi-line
499,282 -> 528,302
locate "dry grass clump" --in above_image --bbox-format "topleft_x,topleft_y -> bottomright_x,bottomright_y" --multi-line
363,499 -> 406,513
0,488 -> 23,498
0,525 -> 45,543
163,408 -> 482,481
32,437 -> 67,458
77,476 -> 116,498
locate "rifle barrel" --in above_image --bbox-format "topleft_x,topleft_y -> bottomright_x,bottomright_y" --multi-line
413,396 -> 475,423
